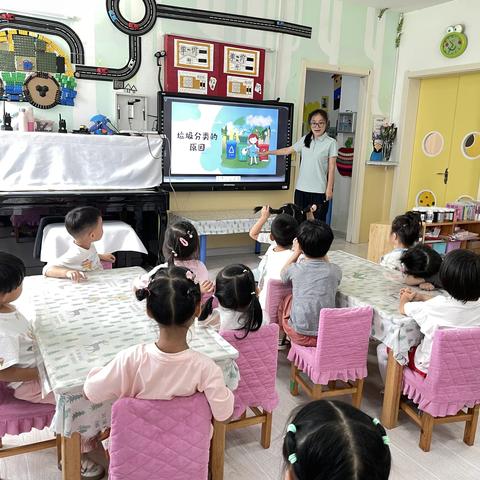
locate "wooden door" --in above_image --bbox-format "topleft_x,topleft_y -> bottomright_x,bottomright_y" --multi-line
408,76 -> 459,208
445,72 -> 480,202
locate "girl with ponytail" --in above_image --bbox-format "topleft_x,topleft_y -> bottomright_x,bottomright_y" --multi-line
134,220 -> 214,300
199,264 -> 264,337
85,266 -> 234,422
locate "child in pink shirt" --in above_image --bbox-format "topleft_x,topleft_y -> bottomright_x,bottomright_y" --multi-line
84,265 -> 234,422
134,221 -> 213,302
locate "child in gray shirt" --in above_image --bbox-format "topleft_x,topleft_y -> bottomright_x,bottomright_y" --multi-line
280,220 -> 342,346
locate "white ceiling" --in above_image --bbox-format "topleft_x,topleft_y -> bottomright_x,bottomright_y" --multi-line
352,0 -> 454,12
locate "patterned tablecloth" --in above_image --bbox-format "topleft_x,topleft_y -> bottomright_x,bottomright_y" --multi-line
169,209 -> 274,235
21,267 -> 239,439
329,250 -> 435,365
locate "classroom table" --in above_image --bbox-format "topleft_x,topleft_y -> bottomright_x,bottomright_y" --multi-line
329,250 -> 431,429
21,267 -> 239,480
168,209 -> 274,263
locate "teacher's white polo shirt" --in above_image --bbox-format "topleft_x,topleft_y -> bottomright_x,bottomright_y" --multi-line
293,133 -> 338,194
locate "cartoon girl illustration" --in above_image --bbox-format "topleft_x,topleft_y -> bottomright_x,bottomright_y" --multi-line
246,133 -> 260,166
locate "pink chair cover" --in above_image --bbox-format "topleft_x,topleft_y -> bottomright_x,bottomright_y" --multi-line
108,393 -> 212,480
0,381 -> 55,437
264,279 -> 292,324
221,324 -> 279,419
287,306 -> 373,385
402,327 -> 480,417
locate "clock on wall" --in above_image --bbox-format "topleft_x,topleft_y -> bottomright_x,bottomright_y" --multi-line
440,24 -> 467,58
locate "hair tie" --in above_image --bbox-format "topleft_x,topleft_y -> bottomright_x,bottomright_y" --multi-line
288,453 -> 297,464
179,237 -> 189,247
243,269 -> 248,273
287,423 -> 297,434
172,250 -> 178,257
187,230 -> 193,239
382,435 -> 391,446
251,291 -> 256,295
185,270 -> 198,284
372,418 -> 380,426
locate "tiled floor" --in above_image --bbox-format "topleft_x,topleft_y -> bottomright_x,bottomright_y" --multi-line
1,236 -> 479,479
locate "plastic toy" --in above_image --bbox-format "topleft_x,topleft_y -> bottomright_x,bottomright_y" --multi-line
89,114 -> 116,135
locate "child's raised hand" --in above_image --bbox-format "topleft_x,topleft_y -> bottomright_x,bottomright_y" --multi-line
200,280 -> 214,294
260,205 -> 271,220
66,270 -> 87,282
292,238 -> 302,255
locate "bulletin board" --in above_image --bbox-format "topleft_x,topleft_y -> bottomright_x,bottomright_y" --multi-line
164,34 -> 265,100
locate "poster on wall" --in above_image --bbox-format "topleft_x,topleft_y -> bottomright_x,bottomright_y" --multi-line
174,38 -> 214,71
224,47 -> 259,76
226,76 -> 254,98
177,70 -> 208,94
332,74 -> 342,110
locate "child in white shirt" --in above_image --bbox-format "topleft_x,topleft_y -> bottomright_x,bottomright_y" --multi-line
43,207 -> 115,281
377,249 -> 480,380
199,264 -> 265,335
84,265 -> 233,422
0,252 -> 54,403
0,252 -> 107,478
380,211 -> 421,271
256,214 -> 298,311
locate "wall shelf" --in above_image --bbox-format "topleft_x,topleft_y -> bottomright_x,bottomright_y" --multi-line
366,161 -> 398,166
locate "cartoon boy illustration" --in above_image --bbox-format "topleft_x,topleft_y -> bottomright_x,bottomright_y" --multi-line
246,133 -> 260,166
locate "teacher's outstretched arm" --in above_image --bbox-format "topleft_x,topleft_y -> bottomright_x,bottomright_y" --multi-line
325,156 -> 337,200
263,146 -> 295,156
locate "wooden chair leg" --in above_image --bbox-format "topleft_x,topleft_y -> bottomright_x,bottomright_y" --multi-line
56,434 -> 62,468
464,404 -> 480,446
419,411 -> 434,452
312,383 -> 323,400
328,380 -> 336,390
61,433 -> 81,480
210,420 -> 226,480
260,411 -> 272,449
352,378 -> 365,409
290,364 -> 299,396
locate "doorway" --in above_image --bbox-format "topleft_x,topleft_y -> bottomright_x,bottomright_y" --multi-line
300,66 -> 368,241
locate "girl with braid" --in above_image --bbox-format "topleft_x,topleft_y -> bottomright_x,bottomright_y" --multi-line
282,400 -> 391,480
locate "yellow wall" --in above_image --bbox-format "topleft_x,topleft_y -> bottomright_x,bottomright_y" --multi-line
359,165 -> 395,242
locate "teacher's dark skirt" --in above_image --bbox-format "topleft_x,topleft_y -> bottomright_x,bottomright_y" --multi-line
294,189 -> 328,222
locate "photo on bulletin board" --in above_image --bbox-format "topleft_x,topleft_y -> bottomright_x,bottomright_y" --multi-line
226,76 -> 254,99
177,71 -> 208,95
224,46 -> 259,77
174,38 -> 214,71
321,96 -> 329,110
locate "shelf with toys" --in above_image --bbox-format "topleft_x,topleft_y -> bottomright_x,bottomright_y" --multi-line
417,202 -> 480,255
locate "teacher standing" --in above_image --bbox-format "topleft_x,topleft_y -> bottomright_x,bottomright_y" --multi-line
264,109 -> 337,222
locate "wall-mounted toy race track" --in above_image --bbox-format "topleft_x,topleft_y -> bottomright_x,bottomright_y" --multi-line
0,12 -> 85,64
74,36 -> 141,82
106,0 -> 157,36
155,4 -> 312,38
1,2 -> 311,92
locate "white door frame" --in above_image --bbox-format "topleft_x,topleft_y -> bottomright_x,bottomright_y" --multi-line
297,61 -> 372,243
390,62 -> 480,218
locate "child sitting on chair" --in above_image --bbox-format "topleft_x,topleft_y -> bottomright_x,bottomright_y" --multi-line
377,249 -> 480,381
199,264 -> 265,334
133,221 -> 214,299
279,220 -> 342,347
0,252 -> 55,404
380,211 -> 421,271
256,214 -> 298,311
42,206 -> 115,281
84,265 -> 234,422
400,244 -> 443,291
